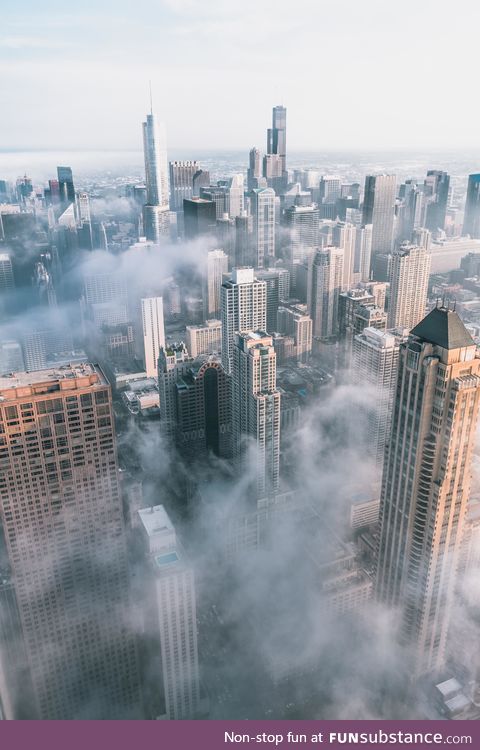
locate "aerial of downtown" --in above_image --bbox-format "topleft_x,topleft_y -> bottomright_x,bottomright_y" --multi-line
1,0 -> 480,732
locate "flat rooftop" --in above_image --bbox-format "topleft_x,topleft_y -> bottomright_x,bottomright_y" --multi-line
138,505 -> 174,538
0,363 -> 106,393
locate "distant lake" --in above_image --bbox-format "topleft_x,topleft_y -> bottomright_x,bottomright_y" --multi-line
1,148 -> 479,187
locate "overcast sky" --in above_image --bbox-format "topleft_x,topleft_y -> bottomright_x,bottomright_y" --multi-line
1,0 -> 479,152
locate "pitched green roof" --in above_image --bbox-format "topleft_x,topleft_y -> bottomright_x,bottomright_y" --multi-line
411,306 -> 474,350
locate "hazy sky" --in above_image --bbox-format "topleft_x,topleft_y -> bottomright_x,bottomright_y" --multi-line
1,0 -> 479,151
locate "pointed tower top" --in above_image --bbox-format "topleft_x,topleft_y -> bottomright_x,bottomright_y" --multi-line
411,306 -> 474,350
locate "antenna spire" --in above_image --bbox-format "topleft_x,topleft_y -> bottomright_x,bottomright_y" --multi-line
149,80 -> 153,115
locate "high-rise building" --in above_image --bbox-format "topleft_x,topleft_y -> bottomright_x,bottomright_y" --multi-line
0,253 -> 14,293
227,174 -> 245,219
362,175 -> 397,259
250,188 -> 275,268
169,161 -> 200,211
183,198 -> 216,240
185,320 -> 222,358
232,331 -> 281,498
199,185 -> 228,219
463,174 -> 480,239
203,250 -> 229,319
192,169 -> 210,197
262,154 -> 283,192
138,505 -> 200,719
220,268 -> 267,374
397,181 -> 426,242
283,200 -> 320,265
216,214 -> 236,267
352,305 -> 387,338
319,176 -> 342,206
353,224 -> 373,283
424,170 -> 450,233
141,297 -> 165,378
142,110 -> 170,242
75,192 -> 91,223
310,246 -> 344,341
352,327 -> 403,466
376,305 -> 480,677
0,365 -> 140,717
247,147 -> 264,191
267,106 -> 287,171
174,355 -> 231,458
255,268 -> 290,333
235,212 -> 253,267
277,304 -> 313,363
57,166 -> 75,204
338,288 -> 375,337
387,243 -> 431,330
333,222 -> 356,290
158,343 -> 192,439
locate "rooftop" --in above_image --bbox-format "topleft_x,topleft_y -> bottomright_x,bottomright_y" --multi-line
411,305 -> 475,350
0,363 -> 104,393
138,505 -> 174,539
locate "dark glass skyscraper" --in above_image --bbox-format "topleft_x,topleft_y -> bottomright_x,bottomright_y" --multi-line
57,166 -> 75,204
463,173 -> 480,239
183,198 -> 216,240
267,105 -> 287,172
425,170 -> 450,233
266,105 -> 287,192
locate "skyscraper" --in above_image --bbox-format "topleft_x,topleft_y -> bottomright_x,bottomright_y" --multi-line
283,200 -> 320,265
333,221 -> 356,290
267,106 -> 287,173
185,320 -> 222,358
141,297 -> 166,378
264,105 -> 287,192
0,365 -> 140,718
169,161 -> 200,212
250,187 -> 275,268
353,224 -> 373,283
319,175 -> 342,205
387,243 -> 431,330
220,268 -> 267,374
362,175 -> 397,259
203,249 -> 229,319
158,343 -> 192,440
247,147 -> 264,191
57,166 -> 75,204
0,253 -> 14,293
277,304 -> 313,363
352,327 -> 403,466
174,355 -> 231,459
309,246 -> 344,341
142,109 -> 170,242
138,505 -> 200,719
463,174 -> 480,239
183,198 -> 216,240
256,268 -> 290,333
424,170 -> 450,233
232,331 -> 281,498
376,305 -> 480,677
227,174 -> 245,218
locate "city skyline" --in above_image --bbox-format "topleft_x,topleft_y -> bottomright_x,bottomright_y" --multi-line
1,0 -> 480,720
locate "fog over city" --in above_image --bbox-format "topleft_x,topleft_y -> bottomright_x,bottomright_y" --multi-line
0,0 -> 480,724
